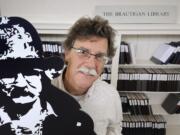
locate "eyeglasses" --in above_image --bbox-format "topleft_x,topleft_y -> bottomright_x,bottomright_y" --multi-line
71,47 -> 109,64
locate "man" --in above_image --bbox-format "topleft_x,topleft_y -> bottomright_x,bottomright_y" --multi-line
52,16 -> 123,135
0,16 -> 96,135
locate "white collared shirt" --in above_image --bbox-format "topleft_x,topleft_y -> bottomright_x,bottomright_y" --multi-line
52,72 -> 123,135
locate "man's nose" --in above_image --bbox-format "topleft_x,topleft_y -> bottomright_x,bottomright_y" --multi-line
14,73 -> 28,87
86,55 -> 97,68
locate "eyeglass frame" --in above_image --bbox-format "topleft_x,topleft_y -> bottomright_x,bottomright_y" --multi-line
71,47 -> 109,64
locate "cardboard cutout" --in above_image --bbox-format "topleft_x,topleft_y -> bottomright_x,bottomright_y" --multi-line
0,16 -> 96,135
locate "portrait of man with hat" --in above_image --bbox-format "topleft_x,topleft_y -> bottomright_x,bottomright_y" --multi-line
0,16 -> 96,135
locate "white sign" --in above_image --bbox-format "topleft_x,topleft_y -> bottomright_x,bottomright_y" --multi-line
95,5 -> 177,24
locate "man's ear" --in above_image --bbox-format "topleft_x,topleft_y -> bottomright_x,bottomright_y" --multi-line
64,49 -> 70,63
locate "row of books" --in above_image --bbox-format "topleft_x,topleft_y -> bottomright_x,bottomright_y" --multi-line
122,114 -> 166,135
118,67 -> 180,92
42,41 -> 64,58
151,41 -> 180,64
119,41 -> 132,64
101,67 -> 111,83
118,67 -> 180,81
119,92 -> 152,115
117,79 -> 180,92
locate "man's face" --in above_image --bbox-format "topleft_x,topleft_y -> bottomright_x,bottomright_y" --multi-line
64,36 -> 108,95
0,69 -> 42,104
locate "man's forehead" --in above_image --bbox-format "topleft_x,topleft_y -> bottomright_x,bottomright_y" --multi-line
76,36 -> 107,42
74,38 -> 108,53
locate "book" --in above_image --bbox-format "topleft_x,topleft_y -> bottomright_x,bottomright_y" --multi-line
151,44 -> 176,64
161,93 -> 180,114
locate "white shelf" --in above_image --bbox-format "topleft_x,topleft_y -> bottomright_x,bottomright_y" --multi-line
33,22 -> 180,35
113,24 -> 180,35
166,125 -> 180,135
113,28 -> 180,135
33,23 -> 71,34
119,63 -> 180,68
164,114 -> 180,125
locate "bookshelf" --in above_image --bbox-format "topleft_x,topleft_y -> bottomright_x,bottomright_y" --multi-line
35,23 -> 180,135
110,24 -> 180,135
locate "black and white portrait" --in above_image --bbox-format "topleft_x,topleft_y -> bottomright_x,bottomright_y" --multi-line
0,16 -> 96,135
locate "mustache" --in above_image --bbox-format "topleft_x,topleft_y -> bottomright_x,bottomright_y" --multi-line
78,67 -> 98,76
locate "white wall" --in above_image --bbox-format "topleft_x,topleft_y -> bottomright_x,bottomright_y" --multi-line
0,0 -> 180,24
